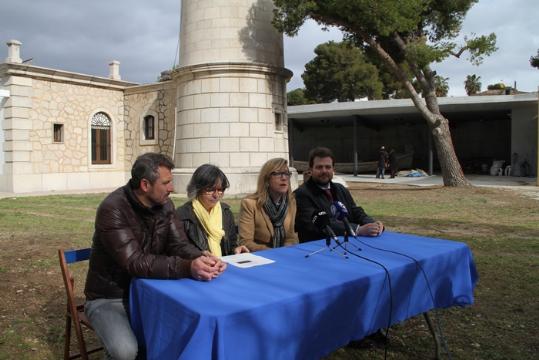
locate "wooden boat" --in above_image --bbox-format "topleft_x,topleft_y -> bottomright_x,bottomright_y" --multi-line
292,151 -> 414,174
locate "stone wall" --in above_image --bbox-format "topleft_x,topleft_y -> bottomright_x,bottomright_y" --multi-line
512,105 -> 537,176
30,78 -> 126,173
0,63 -> 137,193
124,81 -> 176,167
179,0 -> 284,68
172,64 -> 291,195
174,66 -> 288,170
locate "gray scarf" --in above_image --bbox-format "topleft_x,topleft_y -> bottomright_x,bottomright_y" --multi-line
263,196 -> 288,248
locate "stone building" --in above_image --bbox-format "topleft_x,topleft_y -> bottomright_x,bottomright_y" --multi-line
172,0 -> 292,194
0,0 -> 294,195
0,39 -> 178,193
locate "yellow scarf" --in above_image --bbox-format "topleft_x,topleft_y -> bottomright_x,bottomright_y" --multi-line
192,198 -> 224,257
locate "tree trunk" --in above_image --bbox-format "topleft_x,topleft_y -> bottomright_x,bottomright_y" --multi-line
365,36 -> 471,186
430,115 -> 471,186
407,88 -> 471,186
422,89 -> 471,186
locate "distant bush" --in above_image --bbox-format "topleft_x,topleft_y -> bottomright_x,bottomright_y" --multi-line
487,82 -> 506,90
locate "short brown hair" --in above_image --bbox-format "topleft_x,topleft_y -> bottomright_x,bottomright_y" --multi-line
308,147 -> 335,168
130,152 -> 174,189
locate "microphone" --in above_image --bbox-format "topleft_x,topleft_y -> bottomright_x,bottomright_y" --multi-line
333,201 -> 357,237
311,210 -> 338,245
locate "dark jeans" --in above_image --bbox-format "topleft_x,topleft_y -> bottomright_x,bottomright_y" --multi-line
376,166 -> 385,179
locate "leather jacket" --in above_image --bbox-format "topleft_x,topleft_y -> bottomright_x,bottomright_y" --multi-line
84,183 -> 202,300
176,201 -> 238,256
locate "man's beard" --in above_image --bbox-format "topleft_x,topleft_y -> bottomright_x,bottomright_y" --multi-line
312,176 -> 331,186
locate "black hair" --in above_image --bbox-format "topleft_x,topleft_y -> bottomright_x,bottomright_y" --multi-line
186,164 -> 230,198
308,147 -> 335,168
130,153 -> 174,189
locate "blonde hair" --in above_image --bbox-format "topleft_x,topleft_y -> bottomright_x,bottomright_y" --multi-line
249,158 -> 293,209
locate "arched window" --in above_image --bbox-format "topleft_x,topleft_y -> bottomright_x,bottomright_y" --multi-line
143,115 -> 155,140
91,112 -> 111,164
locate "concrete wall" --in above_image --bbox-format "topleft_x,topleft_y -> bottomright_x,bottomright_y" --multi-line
511,104 -> 537,176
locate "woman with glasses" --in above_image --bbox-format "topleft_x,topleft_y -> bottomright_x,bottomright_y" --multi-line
238,158 -> 298,251
177,164 -> 249,257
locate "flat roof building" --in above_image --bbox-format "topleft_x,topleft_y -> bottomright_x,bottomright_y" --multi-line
288,93 -> 538,183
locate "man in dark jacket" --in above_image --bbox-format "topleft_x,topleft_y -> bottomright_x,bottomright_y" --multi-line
376,145 -> 389,179
295,147 -> 384,243
84,153 -> 225,360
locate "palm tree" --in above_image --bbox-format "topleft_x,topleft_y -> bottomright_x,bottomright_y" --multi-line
435,76 -> 449,97
464,74 -> 482,95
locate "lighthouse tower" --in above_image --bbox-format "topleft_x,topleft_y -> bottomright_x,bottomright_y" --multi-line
172,0 -> 293,194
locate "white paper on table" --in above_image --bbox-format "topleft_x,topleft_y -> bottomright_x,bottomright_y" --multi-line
221,252 -> 275,268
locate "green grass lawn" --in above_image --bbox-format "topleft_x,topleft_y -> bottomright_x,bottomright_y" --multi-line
0,185 -> 537,359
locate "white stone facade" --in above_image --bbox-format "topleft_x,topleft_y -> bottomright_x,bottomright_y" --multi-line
173,0 -> 294,194
0,62 -> 176,194
0,88 -> 7,176
175,65 -> 289,169
179,0 -> 284,68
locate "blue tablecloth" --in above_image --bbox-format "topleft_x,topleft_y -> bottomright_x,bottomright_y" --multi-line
130,231 -> 477,360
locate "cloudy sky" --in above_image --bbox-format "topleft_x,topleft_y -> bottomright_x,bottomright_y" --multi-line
1,0 -> 538,96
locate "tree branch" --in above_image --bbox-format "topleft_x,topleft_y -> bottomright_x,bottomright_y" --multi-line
359,33 -> 437,126
392,33 -> 430,92
391,33 -> 442,114
449,46 -> 468,58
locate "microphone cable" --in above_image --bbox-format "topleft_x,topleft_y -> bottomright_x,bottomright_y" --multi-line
333,239 -> 392,360
349,234 -> 453,360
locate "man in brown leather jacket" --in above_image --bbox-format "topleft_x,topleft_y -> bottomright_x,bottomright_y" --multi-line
84,153 -> 226,360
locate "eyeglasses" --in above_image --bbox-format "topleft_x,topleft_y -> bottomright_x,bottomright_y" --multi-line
203,187 -> 224,196
270,171 -> 292,178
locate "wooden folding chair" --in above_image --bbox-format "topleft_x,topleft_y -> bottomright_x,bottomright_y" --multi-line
58,248 -> 103,360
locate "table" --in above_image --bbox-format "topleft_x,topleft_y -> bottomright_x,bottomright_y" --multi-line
130,231 -> 478,360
